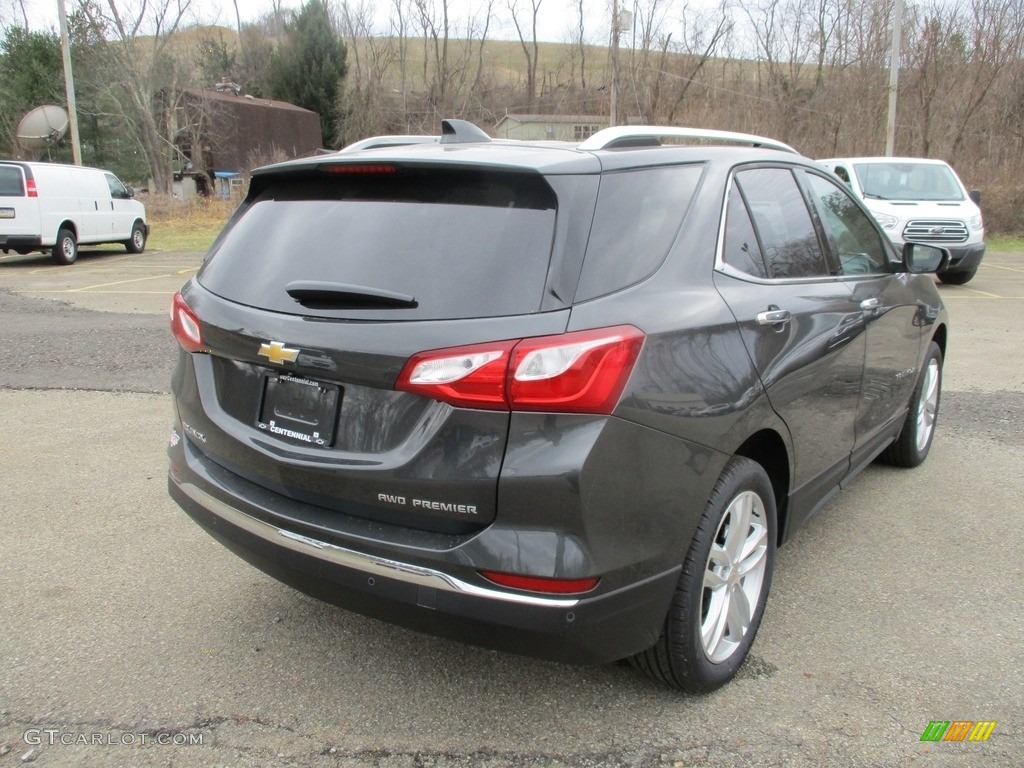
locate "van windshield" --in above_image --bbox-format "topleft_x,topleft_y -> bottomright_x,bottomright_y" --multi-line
853,162 -> 965,202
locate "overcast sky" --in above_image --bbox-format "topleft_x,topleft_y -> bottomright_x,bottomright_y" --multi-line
4,0 -> 605,45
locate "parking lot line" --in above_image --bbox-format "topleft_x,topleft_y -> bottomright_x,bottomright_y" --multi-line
66,274 -> 183,292
983,262 -> 1024,274
31,289 -> 176,295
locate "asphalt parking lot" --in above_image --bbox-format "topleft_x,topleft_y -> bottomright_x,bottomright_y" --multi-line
0,246 -> 1022,767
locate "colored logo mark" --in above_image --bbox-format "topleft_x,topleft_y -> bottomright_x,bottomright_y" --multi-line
920,721 -> 997,742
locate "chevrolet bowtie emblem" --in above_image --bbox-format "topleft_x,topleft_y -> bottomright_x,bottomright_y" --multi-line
258,341 -> 300,365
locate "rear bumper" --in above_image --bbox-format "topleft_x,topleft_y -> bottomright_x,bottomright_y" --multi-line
0,235 -> 42,250
167,455 -> 680,666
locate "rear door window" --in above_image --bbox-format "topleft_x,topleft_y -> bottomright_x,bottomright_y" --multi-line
198,167 -> 558,320
734,168 -> 830,279
0,166 -> 25,196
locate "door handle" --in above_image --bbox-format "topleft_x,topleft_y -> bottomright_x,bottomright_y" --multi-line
860,298 -> 881,311
756,308 -> 791,326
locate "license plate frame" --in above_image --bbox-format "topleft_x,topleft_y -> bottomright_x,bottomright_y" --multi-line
0,208 -> 14,219
257,373 -> 341,447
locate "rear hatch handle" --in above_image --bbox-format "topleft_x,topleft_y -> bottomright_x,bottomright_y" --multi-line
285,281 -> 418,310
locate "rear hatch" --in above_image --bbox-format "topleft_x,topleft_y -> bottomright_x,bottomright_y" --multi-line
0,163 -> 40,238
175,159 -> 581,534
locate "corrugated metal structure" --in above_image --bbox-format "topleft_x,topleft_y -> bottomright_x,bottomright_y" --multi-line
172,84 -> 323,177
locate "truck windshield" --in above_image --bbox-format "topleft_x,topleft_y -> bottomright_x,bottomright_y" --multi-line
853,162 -> 965,202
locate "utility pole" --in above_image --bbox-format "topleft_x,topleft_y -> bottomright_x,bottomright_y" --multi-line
57,0 -> 83,164
885,0 -> 904,156
610,2 -> 621,127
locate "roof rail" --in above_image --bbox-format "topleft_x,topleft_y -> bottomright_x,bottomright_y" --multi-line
440,119 -> 492,144
578,126 -> 798,154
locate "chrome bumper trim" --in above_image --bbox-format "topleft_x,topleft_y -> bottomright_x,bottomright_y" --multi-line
177,481 -> 581,608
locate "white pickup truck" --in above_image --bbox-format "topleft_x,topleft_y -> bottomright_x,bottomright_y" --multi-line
818,157 -> 984,284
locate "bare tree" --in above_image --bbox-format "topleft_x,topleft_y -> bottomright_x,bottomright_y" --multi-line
507,0 -> 543,109
79,0 -> 196,193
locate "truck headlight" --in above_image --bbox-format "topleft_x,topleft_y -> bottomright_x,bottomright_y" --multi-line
873,213 -> 898,230
969,214 -> 983,231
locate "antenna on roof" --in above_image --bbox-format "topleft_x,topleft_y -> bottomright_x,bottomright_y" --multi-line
440,119 -> 491,144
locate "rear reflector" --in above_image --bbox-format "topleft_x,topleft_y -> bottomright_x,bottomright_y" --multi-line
480,571 -> 600,594
396,326 -> 644,414
170,291 -> 205,353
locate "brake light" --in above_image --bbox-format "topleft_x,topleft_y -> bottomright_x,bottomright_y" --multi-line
510,327 -> 644,413
321,163 -> 396,175
26,178 -> 37,197
170,291 -> 205,353
479,571 -> 600,594
395,326 -> 643,414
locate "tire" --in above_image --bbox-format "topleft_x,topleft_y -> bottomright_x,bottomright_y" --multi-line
881,341 -> 942,467
125,221 -> 147,254
52,228 -> 77,265
631,456 -> 776,693
938,268 -> 976,285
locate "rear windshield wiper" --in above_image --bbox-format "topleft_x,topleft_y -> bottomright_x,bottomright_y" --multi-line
285,281 -> 418,310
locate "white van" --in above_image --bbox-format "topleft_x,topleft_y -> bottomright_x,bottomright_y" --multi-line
0,161 -> 148,265
818,157 -> 984,284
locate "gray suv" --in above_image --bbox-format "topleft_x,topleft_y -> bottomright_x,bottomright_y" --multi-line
167,121 -> 949,692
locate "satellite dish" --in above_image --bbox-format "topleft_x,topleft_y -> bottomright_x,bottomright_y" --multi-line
16,105 -> 70,150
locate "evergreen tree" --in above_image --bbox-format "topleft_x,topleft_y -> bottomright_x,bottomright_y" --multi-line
0,28 -> 65,157
268,0 -> 347,148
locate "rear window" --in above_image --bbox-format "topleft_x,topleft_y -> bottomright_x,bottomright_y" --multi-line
198,167 -> 558,320
0,166 -> 25,196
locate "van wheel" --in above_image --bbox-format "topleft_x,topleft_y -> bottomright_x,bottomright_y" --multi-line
52,228 -> 78,265
630,456 -> 776,692
126,221 -> 147,254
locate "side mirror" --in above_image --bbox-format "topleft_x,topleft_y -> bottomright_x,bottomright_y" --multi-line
969,188 -> 982,205
127,186 -> 136,199
903,242 -> 949,274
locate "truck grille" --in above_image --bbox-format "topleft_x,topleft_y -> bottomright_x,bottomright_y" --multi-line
902,219 -> 968,244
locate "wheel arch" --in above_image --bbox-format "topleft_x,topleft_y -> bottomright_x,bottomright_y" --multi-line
734,429 -> 790,547
56,220 -> 78,239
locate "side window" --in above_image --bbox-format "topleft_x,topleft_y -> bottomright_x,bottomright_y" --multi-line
722,182 -> 768,278
804,172 -> 889,276
734,168 -> 828,279
576,165 -> 702,301
105,173 -> 129,199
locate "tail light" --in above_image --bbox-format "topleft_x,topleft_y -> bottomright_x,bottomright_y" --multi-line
479,570 -> 600,594
170,291 -> 206,353
26,178 -> 38,197
396,326 -> 644,414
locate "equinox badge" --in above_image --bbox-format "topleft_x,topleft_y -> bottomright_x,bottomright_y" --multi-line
259,341 -> 300,365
